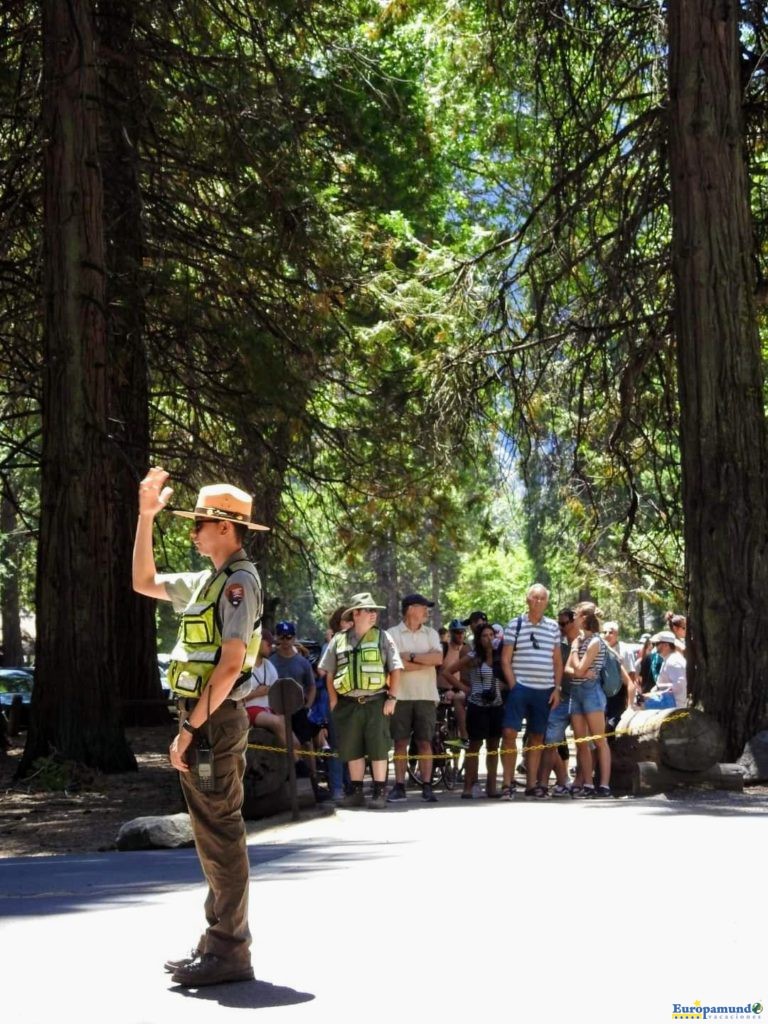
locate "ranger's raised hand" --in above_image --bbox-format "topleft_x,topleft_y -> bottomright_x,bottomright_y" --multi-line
139,466 -> 173,517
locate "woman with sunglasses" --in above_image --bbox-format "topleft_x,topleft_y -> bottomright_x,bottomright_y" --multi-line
454,623 -> 503,798
567,602 -> 611,798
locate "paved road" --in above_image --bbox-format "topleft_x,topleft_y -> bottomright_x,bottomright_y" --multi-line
1,788 -> 766,1024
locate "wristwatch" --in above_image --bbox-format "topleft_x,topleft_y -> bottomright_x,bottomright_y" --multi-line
182,719 -> 198,736
409,653 -> 416,663
386,694 -> 398,701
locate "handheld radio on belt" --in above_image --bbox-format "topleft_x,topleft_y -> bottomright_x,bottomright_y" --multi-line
194,689 -> 215,792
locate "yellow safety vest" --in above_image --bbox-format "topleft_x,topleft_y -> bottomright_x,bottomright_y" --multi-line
167,560 -> 262,697
332,627 -> 387,695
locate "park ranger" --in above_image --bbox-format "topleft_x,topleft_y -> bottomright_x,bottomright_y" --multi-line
133,466 -> 266,988
319,592 -> 402,809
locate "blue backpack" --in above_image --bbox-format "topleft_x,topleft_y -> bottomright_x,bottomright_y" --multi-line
599,640 -> 623,697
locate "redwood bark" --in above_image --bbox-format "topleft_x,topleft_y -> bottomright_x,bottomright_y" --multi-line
667,0 -> 768,758
97,1 -> 168,726
0,495 -> 24,666
22,0 -> 136,774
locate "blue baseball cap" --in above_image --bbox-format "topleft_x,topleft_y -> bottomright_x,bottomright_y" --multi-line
275,620 -> 296,637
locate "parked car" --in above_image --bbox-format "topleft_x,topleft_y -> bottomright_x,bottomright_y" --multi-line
157,653 -> 172,699
0,667 -> 34,708
0,667 -> 34,732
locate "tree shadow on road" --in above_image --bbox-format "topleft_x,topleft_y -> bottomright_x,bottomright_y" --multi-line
171,977 -> 314,1009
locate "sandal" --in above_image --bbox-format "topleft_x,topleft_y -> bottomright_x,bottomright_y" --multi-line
524,785 -> 548,798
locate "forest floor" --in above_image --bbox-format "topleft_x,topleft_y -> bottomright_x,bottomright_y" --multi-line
3,722 -> 767,860
0,724 -> 184,859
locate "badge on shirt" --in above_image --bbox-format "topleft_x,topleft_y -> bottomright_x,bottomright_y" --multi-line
225,583 -> 245,607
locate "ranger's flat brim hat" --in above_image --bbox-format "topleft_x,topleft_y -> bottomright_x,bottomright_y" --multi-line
343,592 -> 386,617
172,483 -> 269,531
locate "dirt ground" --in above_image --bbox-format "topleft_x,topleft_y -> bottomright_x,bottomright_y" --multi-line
0,725 -> 185,859
3,724 -> 766,860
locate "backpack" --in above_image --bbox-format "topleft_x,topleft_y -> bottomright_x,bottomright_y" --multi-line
599,639 -> 623,697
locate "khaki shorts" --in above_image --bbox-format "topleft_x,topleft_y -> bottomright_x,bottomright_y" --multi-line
389,699 -> 437,743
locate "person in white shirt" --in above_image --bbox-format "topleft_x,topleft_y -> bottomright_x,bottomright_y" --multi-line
639,631 -> 687,710
245,630 -> 289,746
386,594 -> 443,803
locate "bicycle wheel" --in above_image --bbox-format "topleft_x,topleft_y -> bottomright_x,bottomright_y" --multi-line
406,737 -> 445,787
441,738 -> 465,789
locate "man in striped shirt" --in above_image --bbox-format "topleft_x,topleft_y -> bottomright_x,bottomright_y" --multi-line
499,584 -> 563,798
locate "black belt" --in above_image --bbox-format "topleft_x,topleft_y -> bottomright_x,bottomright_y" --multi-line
177,697 -> 245,711
340,692 -> 387,705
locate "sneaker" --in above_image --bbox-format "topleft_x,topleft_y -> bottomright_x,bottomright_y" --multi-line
172,953 -> 254,988
572,785 -> 595,799
369,793 -> 387,810
551,784 -> 571,798
422,783 -> 438,803
386,783 -> 407,803
461,791 -> 475,800
339,789 -> 366,808
471,782 -> 483,799
164,947 -> 202,974
595,785 -> 612,798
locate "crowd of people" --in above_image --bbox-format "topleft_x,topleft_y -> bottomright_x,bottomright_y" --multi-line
133,467 -> 690,987
246,586 -> 689,808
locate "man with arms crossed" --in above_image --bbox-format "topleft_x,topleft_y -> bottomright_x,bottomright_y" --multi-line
387,594 -> 444,803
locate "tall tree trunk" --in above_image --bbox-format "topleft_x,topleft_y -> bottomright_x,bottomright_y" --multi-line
667,0 -> 768,758
97,0 -> 167,726
21,0 -> 136,774
371,526 -> 398,629
0,494 -> 24,666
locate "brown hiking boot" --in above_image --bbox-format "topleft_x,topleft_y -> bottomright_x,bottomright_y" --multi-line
171,953 -> 254,988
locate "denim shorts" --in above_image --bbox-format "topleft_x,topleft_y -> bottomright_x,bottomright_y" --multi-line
569,681 -> 607,716
544,698 -> 570,744
502,683 -> 553,734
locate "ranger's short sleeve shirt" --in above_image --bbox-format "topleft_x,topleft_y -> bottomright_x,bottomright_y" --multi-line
161,550 -> 262,647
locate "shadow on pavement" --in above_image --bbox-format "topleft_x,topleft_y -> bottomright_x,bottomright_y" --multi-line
171,977 -> 315,1009
0,837 -> 401,918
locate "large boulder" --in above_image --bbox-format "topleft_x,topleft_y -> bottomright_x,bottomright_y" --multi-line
116,812 -> 194,851
737,730 -> 768,783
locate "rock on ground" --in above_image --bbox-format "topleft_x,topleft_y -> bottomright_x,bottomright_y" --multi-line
116,812 -> 194,851
737,730 -> 768,783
